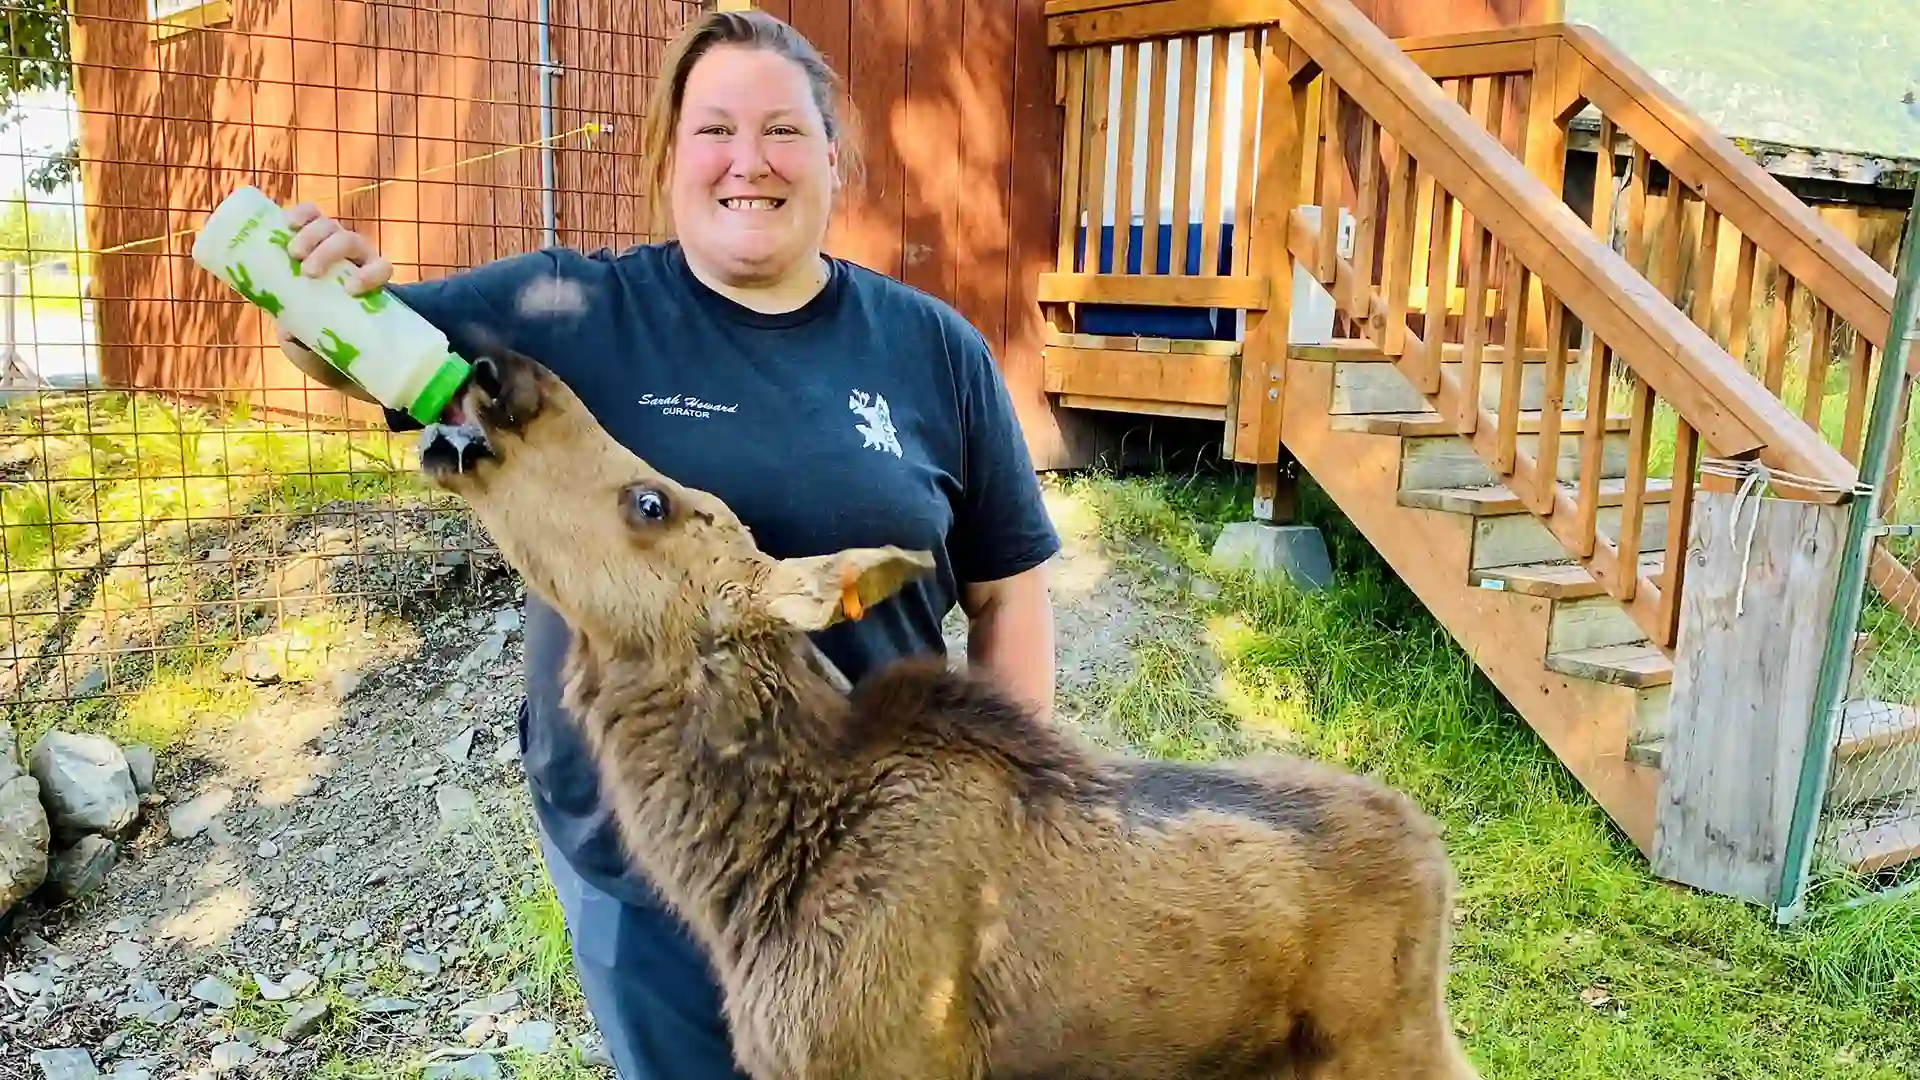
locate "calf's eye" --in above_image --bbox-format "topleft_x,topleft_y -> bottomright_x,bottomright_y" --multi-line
623,486 -> 670,524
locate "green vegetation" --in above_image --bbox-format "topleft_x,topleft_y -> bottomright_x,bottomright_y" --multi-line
1566,0 -> 1920,158
0,389 -> 446,752
1054,466 -> 1920,1079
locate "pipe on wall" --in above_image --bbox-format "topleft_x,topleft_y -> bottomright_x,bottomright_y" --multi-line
537,0 -> 559,247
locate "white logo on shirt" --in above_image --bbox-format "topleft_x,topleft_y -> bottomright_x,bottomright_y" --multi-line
849,390 -> 902,457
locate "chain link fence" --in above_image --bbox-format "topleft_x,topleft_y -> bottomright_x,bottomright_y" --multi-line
1802,183 -> 1920,915
0,0 -> 694,751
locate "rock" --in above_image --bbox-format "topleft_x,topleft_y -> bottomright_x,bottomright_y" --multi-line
0,772 -> 49,917
109,940 -> 143,968
1,717 -> 26,782
208,1041 -> 256,1073
401,950 -> 443,980
576,1032 -> 614,1069
425,1054 -> 503,1080
280,998 -> 330,1043
27,731 -> 138,842
435,785 -> 478,831
331,669 -> 363,700
28,1048 -> 100,1080
279,969 -> 319,997
360,996 -> 424,1014
45,835 -> 117,901
506,1019 -> 557,1054
165,788 -> 233,841
29,1047 -> 103,1080
458,632 -> 507,676
190,975 -> 239,1009
122,745 -> 156,796
440,727 -> 475,763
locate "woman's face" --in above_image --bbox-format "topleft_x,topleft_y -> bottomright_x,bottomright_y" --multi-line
669,44 -> 838,289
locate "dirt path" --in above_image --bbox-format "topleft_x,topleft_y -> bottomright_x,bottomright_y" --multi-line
2,481 -> 1209,1079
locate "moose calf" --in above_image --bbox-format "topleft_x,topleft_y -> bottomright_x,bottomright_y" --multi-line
414,346 -> 1481,1080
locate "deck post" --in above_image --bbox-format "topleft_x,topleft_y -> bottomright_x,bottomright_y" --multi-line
1650,483 -> 1851,906
1211,41 -> 1334,591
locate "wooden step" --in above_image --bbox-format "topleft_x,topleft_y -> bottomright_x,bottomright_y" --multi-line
1831,791 -> 1920,876
1293,340 -> 1556,365
1399,476 -> 1674,516
1399,478 -> 1673,570
1546,643 -> 1672,689
1331,410 -> 1634,438
1334,409 -> 1642,493
1547,593 -> 1649,654
1400,425 -> 1635,489
1629,699 -> 1920,812
1473,553 -> 1667,601
1295,339 -> 1593,416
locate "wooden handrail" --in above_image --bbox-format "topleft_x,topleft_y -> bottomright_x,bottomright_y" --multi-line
1381,19 -> 1920,628
1558,24 -> 1896,352
1277,0 -> 1856,497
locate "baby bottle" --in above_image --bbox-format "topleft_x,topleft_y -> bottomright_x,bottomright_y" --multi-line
192,186 -> 470,426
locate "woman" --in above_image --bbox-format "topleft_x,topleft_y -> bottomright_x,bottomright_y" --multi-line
270,9 -> 1059,1079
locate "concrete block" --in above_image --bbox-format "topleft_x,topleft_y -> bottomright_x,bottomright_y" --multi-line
1209,521 -> 1335,592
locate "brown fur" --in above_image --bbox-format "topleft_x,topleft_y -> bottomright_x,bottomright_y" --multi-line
415,346 -> 1482,1080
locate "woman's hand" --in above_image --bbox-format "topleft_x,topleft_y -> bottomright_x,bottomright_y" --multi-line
271,202 -> 395,402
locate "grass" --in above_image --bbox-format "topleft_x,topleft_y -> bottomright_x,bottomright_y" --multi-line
1053,464 -> 1920,1079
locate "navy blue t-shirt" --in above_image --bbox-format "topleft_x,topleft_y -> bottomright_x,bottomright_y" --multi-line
379,240 -> 1061,907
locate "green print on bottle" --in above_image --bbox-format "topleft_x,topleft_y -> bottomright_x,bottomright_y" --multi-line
266,227 -> 304,276
266,222 -> 390,314
313,328 -> 360,372
225,263 -> 283,316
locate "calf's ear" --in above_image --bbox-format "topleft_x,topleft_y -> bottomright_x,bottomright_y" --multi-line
758,546 -> 936,632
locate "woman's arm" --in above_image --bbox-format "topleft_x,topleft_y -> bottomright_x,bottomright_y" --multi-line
961,561 -> 1056,720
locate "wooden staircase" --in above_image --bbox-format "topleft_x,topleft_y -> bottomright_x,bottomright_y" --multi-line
1284,337 -> 1920,868
1038,0 -> 1920,903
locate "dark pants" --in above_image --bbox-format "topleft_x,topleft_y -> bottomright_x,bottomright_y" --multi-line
537,824 -> 752,1080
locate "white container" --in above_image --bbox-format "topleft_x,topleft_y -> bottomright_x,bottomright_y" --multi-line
192,186 -> 471,425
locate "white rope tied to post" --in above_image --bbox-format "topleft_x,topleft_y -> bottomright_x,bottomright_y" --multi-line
1696,457 -> 1874,616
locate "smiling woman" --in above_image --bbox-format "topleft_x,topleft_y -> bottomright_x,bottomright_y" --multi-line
266,9 -> 1061,1080
637,14 -> 861,312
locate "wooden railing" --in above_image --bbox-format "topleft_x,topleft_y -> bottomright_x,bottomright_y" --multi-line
1384,21 -> 1919,621
1044,0 -> 1862,650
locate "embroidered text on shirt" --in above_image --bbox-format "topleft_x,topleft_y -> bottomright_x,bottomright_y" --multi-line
638,392 -> 740,419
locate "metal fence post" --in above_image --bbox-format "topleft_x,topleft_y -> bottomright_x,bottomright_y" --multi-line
1772,182 -> 1920,925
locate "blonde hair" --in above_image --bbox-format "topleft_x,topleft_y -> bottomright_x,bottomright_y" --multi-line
638,10 -> 865,238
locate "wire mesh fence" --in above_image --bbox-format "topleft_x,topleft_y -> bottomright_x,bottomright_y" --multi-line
0,0 -> 698,749
1803,184 -> 1920,913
